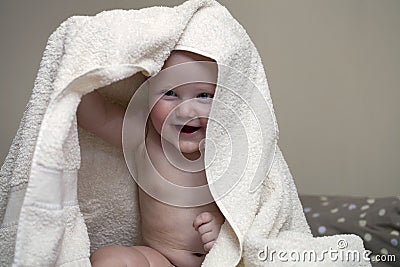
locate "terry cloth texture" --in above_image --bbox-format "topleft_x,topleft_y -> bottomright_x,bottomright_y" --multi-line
0,0 -> 371,266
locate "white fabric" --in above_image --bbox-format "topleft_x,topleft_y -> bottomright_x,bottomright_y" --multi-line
0,0 -> 371,266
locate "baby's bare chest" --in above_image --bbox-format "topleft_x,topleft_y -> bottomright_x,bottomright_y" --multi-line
135,138 -> 208,189
133,141 -> 220,251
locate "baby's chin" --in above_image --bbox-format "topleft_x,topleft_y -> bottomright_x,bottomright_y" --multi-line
178,142 -> 204,160
159,136 -> 203,160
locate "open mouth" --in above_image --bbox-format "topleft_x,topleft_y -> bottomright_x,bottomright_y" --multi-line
178,125 -> 201,134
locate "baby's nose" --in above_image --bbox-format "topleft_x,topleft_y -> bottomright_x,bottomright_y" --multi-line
175,100 -> 197,119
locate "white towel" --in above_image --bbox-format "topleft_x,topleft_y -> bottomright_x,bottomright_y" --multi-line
0,0 -> 371,266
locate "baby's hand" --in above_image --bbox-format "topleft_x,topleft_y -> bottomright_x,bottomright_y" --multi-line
193,211 -> 225,252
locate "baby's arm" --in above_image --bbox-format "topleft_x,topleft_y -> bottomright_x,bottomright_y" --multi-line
193,211 -> 225,252
77,90 -> 125,148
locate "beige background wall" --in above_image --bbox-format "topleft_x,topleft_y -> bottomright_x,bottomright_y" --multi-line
0,0 -> 399,197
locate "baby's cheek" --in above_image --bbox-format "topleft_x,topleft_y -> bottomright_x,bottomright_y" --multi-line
197,103 -> 213,118
200,118 -> 209,128
150,102 -> 170,132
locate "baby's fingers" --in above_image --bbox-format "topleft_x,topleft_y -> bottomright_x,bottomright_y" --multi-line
197,222 -> 213,235
200,231 -> 217,245
193,212 -> 213,231
203,240 -> 215,252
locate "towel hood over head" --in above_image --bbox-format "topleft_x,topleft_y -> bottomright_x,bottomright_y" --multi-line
0,0 -> 371,266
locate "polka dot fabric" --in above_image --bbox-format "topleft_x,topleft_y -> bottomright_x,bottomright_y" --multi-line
300,195 -> 400,267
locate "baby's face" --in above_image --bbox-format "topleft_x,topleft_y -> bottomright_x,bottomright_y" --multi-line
149,51 -> 217,159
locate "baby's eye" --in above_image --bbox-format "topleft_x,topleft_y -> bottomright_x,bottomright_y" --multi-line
197,92 -> 214,99
163,90 -> 176,97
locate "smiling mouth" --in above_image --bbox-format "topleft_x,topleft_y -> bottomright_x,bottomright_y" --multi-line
177,125 -> 201,134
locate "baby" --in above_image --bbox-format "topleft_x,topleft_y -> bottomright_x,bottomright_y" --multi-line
77,50 -> 225,267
